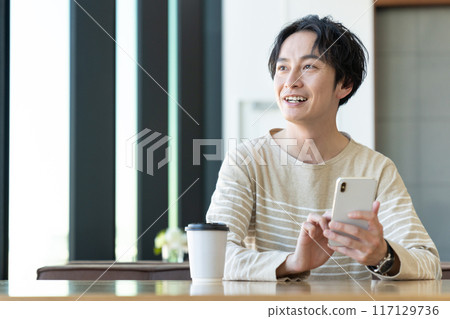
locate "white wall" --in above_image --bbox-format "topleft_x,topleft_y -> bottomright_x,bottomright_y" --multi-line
223,0 -> 375,149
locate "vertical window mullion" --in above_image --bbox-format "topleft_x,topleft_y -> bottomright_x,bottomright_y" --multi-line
137,0 -> 169,260
69,0 -> 116,260
0,0 -> 10,280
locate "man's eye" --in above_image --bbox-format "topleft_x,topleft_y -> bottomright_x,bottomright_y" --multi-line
303,64 -> 313,70
277,65 -> 287,71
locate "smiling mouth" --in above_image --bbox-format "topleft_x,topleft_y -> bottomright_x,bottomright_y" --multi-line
283,95 -> 308,104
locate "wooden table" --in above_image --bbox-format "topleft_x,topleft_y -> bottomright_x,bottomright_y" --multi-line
1,280 -> 450,301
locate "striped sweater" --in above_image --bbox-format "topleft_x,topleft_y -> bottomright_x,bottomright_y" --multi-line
206,130 -> 441,281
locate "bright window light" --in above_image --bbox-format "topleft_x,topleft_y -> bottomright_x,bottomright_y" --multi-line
9,0 -> 70,281
115,0 -> 138,262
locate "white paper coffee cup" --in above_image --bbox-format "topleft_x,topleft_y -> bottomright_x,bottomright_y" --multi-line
185,223 -> 229,283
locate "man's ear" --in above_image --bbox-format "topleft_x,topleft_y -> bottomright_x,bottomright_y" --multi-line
335,81 -> 353,100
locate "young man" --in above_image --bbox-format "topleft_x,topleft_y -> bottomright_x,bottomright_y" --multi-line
206,15 -> 441,281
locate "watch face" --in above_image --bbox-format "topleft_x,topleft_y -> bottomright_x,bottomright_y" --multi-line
379,256 -> 395,275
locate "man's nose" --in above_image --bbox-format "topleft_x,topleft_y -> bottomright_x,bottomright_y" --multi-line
284,70 -> 303,89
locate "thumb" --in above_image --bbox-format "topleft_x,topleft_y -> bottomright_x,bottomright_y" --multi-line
372,201 -> 380,216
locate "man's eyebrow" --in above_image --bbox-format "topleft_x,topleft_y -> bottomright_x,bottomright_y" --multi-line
276,54 -> 323,63
300,54 -> 321,60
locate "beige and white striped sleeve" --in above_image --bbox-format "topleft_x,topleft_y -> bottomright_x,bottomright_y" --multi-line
372,161 -> 441,280
206,149 -> 292,281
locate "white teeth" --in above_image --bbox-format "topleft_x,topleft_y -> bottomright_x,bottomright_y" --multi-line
284,96 -> 307,102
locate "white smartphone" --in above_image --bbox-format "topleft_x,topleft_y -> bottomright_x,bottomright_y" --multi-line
329,177 -> 377,247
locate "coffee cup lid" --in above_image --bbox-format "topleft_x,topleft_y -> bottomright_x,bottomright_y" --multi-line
185,223 -> 229,231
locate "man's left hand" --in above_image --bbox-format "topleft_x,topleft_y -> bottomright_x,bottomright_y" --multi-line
323,201 -> 387,266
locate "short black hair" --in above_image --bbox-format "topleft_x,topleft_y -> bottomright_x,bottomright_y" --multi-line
268,15 -> 368,106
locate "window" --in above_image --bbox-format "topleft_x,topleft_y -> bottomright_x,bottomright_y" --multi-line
9,0 -> 70,281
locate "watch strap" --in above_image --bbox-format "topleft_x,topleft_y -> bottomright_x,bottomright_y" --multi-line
368,240 -> 395,275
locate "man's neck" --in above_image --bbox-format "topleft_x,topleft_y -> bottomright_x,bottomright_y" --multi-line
273,122 -> 349,163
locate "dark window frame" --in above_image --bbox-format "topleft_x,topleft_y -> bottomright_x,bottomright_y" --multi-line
0,0 -> 10,280
136,0 -> 170,260
69,0 -> 116,260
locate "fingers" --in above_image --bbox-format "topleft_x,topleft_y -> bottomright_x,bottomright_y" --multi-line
329,220 -> 363,238
301,221 -> 316,238
324,209 -> 386,265
347,210 -> 373,221
324,229 -> 363,251
301,220 -> 328,240
327,219 -> 382,245
306,212 -> 330,231
373,201 -> 380,216
322,201 -> 387,265
327,235 -> 387,265
347,201 -> 381,221
323,210 -> 332,219
299,211 -> 340,242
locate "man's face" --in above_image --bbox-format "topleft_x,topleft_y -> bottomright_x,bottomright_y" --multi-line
273,31 -> 350,125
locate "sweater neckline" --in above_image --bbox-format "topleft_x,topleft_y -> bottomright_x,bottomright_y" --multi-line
267,128 -> 357,169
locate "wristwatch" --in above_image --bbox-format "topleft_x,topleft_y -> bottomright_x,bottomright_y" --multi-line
368,240 -> 395,276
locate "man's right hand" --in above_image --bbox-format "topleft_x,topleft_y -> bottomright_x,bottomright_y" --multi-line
276,211 -> 334,277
